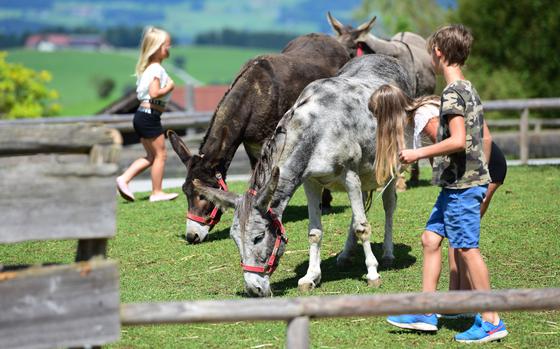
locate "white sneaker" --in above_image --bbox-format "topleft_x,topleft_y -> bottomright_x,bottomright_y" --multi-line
149,193 -> 179,202
116,177 -> 135,202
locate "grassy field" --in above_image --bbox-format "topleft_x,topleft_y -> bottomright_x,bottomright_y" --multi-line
6,46 -> 269,116
1,165 -> 559,348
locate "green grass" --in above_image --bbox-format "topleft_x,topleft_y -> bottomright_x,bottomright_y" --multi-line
1,166 -> 559,348
5,46 -> 269,116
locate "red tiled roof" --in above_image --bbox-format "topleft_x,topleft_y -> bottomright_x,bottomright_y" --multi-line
171,85 -> 229,112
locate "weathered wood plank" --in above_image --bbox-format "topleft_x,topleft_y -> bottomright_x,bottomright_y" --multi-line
0,124 -> 121,155
0,154 -> 117,243
121,288 -> 560,325
286,316 -> 309,349
0,260 -> 120,349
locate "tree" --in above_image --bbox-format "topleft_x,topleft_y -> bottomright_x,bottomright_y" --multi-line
453,0 -> 560,98
0,52 -> 60,119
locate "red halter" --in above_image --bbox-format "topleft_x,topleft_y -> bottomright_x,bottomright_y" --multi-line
186,172 -> 228,228
240,189 -> 288,275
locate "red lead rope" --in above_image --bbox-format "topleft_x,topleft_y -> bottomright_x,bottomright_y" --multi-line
240,189 -> 288,275
186,173 -> 228,227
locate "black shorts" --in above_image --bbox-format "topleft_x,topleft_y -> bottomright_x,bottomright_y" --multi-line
489,141 -> 507,184
133,108 -> 164,139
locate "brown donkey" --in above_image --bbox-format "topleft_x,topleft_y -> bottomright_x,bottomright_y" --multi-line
168,33 -> 349,243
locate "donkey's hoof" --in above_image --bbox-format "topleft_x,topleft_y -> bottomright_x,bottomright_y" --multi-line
298,282 -> 315,293
381,256 -> 395,268
368,278 -> 382,288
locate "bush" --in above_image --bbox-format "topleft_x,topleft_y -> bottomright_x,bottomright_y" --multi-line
0,52 -> 60,119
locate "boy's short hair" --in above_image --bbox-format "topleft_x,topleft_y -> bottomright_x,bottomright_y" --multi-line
427,24 -> 473,66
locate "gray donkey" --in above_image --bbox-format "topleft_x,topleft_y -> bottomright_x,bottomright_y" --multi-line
195,54 -> 413,297
327,12 -> 435,97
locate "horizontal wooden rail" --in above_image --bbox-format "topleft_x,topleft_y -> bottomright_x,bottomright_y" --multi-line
120,288 -> 560,325
0,111 -> 213,130
1,98 -> 558,132
484,97 -> 560,111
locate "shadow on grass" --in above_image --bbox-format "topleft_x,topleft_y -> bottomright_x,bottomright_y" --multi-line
405,178 -> 432,189
282,204 -> 347,224
173,227 -> 230,243
207,227 -> 230,242
270,242 -> 416,296
438,317 -> 475,332
387,329 -> 437,336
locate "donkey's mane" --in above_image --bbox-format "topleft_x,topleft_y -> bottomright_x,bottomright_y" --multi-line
198,61 -> 255,152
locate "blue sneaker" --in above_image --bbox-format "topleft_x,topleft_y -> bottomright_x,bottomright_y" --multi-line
455,314 -> 508,343
387,314 -> 438,331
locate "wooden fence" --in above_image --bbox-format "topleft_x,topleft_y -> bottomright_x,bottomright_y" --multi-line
120,288 -> 560,348
0,124 -> 122,349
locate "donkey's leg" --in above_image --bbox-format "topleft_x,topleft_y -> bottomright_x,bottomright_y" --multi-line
381,178 -> 397,267
343,171 -> 381,287
298,180 -> 324,292
337,216 -> 358,268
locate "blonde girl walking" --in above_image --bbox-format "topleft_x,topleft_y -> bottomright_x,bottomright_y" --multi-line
116,26 -> 178,202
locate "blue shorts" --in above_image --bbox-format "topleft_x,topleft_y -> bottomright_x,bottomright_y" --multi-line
425,185 -> 487,248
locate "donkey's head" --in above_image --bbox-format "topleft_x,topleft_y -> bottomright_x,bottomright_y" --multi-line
327,12 -> 376,58
194,166 -> 286,297
167,130 -> 229,244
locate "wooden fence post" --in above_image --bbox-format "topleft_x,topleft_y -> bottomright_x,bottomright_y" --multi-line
286,316 -> 309,349
519,107 -> 529,164
185,84 -> 196,112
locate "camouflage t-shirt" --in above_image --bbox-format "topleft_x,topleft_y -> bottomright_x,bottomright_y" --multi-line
432,80 -> 490,188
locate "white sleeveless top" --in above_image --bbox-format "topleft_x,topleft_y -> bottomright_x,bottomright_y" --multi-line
136,63 -> 172,104
404,104 -> 439,149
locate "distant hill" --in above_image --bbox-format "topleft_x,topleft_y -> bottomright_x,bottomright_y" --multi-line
0,0 -> 362,44
6,45 -> 268,116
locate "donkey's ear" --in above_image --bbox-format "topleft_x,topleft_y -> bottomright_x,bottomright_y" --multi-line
355,15 -> 376,38
256,167 -> 280,212
167,130 -> 192,165
193,179 -> 239,210
327,12 -> 345,36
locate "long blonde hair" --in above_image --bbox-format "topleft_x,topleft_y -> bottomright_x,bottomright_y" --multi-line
369,84 -> 439,185
135,26 -> 169,78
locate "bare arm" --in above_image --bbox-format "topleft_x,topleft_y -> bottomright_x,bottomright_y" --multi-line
421,117 -> 439,144
149,77 -> 174,99
482,120 -> 492,163
400,115 -> 465,164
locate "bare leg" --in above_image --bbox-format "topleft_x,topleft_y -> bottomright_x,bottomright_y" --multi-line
119,137 -> 155,184
421,230 -> 443,292
298,180 -> 324,291
144,134 -> 168,195
448,246 -> 473,290
480,183 -> 500,218
459,248 -> 500,324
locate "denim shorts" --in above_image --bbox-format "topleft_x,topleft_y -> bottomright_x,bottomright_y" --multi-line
425,185 -> 488,248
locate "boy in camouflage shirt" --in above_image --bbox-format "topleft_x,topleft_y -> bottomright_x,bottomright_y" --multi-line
386,25 -> 508,343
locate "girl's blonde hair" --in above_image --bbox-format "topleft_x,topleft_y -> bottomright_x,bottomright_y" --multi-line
135,26 -> 169,77
368,84 -> 440,185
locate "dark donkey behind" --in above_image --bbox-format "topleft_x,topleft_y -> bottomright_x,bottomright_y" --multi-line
168,33 -> 350,243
